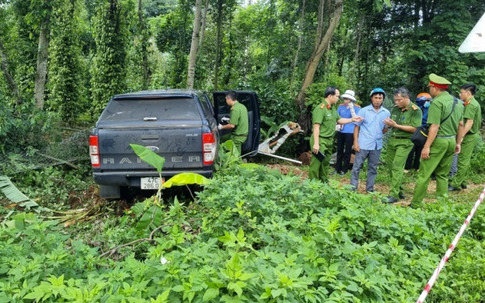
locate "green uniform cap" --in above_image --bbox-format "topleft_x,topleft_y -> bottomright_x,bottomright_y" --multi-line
429,73 -> 451,85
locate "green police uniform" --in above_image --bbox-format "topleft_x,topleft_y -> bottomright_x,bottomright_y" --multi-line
411,75 -> 464,207
309,102 -> 340,182
450,96 -> 482,189
222,101 -> 248,156
386,102 -> 422,199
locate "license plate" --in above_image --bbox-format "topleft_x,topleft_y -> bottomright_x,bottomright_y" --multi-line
140,177 -> 164,190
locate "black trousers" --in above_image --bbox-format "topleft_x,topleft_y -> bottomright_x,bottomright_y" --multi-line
335,132 -> 354,173
405,144 -> 423,170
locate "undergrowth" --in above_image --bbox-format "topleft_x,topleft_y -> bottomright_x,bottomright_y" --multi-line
1,164 -> 485,302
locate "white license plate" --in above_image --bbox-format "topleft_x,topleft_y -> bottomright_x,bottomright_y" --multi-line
140,177 -> 164,190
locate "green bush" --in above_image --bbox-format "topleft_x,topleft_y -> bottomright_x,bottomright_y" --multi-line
470,136 -> 485,176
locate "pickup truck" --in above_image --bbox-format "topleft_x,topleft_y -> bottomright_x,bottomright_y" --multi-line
89,89 -> 261,198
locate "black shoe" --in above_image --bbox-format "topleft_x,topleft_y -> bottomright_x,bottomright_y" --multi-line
398,193 -> 405,199
338,171 -> 345,175
366,190 -> 374,193
384,196 -> 399,203
448,185 -> 461,192
461,184 -> 468,189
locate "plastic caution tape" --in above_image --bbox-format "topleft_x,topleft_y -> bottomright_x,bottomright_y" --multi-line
416,188 -> 485,303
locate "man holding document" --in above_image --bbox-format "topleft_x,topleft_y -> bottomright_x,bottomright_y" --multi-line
309,86 -> 363,183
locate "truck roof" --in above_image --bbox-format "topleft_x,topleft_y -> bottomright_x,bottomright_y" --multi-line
113,89 -> 203,100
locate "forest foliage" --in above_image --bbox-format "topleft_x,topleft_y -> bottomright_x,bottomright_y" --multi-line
0,0 -> 484,157
1,1 -> 485,301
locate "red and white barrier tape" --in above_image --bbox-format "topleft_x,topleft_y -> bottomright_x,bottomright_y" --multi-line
416,188 -> 485,303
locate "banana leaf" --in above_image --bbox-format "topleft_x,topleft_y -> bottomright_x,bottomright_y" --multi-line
162,173 -> 209,188
0,175 -> 36,206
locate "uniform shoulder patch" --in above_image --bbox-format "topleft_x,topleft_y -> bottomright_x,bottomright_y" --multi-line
411,105 -> 418,110
320,103 -> 325,109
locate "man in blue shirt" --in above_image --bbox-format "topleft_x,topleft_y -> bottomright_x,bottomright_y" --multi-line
350,88 -> 390,192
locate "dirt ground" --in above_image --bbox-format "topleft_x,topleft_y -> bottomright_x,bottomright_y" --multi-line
265,163 -> 484,207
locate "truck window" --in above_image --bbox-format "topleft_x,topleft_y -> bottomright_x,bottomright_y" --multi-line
100,98 -> 201,121
198,94 -> 214,117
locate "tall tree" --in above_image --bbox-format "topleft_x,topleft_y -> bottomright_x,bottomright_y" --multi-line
296,0 -> 343,127
154,0 -> 192,88
198,0 -> 209,47
32,0 -> 53,109
213,0 -> 224,90
290,0 -> 306,91
47,0 -> 84,123
187,0 -> 202,89
90,0 -> 131,116
138,0 -> 150,89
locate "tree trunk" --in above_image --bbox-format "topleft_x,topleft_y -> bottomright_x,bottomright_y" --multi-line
0,38 -> 23,106
199,0 -> 209,47
138,0 -> 149,89
414,0 -> 419,28
187,0 -> 202,89
290,0 -> 306,91
353,15 -> 364,85
222,16 -> 233,87
213,0 -> 223,90
296,0 -> 343,129
34,5 -> 51,110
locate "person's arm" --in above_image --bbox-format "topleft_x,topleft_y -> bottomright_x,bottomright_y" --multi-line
386,119 -> 418,133
353,125 -> 360,152
337,116 -> 363,124
220,123 -> 235,130
382,112 -> 391,134
421,124 -> 439,159
219,108 -> 239,130
312,124 -> 320,154
455,120 -> 467,154
461,119 -> 474,136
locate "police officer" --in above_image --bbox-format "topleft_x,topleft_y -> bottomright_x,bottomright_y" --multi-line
405,92 -> 432,171
219,91 -> 248,157
410,74 -> 464,208
309,86 -> 363,183
449,83 -> 482,191
383,87 -> 423,203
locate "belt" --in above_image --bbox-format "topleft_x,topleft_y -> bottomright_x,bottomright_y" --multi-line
436,135 -> 455,139
319,135 -> 333,139
392,136 -> 409,139
465,132 -> 476,136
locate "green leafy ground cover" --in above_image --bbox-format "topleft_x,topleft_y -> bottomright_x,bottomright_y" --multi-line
1,163 -> 485,302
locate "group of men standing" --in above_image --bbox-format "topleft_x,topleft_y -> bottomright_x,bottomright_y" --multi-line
309,73 -> 482,208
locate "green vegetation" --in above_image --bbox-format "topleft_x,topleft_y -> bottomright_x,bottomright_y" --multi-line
1,0 -> 485,302
1,157 -> 485,302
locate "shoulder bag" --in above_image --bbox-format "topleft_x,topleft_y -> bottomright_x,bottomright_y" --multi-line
411,97 -> 458,146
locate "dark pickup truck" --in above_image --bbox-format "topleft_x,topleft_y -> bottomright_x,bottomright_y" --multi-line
89,89 -> 260,198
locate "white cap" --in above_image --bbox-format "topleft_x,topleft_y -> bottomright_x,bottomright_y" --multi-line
341,90 -> 356,102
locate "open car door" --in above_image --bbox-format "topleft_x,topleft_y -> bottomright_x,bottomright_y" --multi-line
213,91 -> 261,156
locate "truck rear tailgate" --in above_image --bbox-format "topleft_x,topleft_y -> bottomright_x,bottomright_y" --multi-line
96,121 -> 205,172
